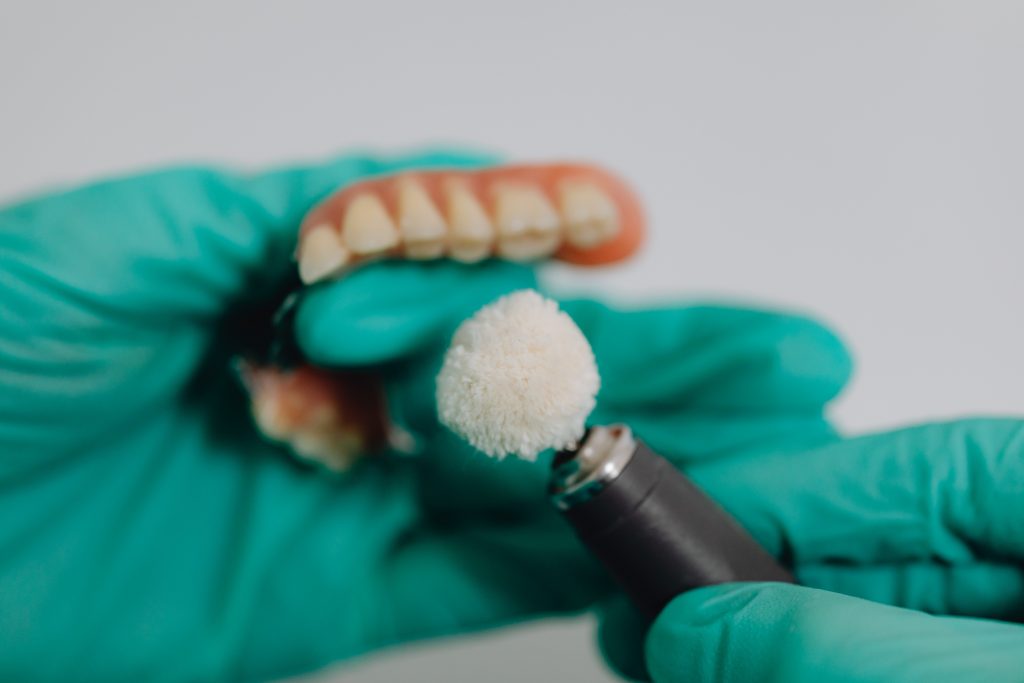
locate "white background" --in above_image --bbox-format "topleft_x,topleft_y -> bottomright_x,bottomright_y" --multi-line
2,2 -> 1021,681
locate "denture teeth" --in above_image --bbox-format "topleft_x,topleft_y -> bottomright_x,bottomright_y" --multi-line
341,193 -> 400,255
492,184 -> 561,261
298,224 -> 351,284
290,430 -> 361,471
253,395 -> 290,440
558,181 -> 620,249
445,180 -> 495,263
396,178 -> 447,259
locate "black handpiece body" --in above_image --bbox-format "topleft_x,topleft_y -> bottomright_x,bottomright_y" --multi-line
551,429 -> 792,619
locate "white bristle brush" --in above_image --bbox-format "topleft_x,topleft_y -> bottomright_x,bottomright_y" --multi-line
436,289 -> 599,460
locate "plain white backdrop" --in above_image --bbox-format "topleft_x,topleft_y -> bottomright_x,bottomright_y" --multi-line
2,2 -> 1021,681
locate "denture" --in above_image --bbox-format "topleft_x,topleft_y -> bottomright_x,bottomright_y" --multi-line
251,162 -> 645,470
295,163 -> 645,283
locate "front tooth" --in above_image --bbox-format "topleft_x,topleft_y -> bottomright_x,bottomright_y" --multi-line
445,181 -> 494,262
298,224 -> 351,284
341,193 -> 400,255
492,184 -> 561,261
558,182 -> 620,249
397,178 -> 447,259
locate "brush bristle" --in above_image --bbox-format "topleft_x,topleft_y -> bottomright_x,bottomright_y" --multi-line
436,289 -> 600,460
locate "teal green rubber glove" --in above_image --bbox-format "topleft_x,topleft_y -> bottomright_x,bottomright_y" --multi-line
0,150 -> 850,682
602,419 -> 1024,682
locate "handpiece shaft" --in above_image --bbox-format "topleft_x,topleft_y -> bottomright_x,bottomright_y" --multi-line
551,428 -> 792,618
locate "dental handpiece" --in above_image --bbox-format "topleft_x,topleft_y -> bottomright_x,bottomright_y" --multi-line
435,290 -> 793,619
549,425 -> 793,619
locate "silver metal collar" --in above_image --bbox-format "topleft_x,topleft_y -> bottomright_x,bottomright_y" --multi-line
548,424 -> 637,510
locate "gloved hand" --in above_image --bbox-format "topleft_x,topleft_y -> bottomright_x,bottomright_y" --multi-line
0,150 -> 850,682
601,419 -> 1024,682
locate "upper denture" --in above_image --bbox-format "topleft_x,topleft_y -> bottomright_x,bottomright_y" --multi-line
294,162 -> 644,285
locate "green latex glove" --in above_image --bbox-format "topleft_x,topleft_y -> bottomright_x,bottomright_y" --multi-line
603,419 -> 1024,682
0,150 -> 850,682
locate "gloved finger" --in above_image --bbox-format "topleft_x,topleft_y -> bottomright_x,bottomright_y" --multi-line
798,561 -> 1024,620
616,411 -> 839,463
645,583 -> 1024,683
597,561 -> 1024,679
562,300 -> 851,414
688,418 -> 1024,565
0,149 -> 496,324
294,259 -> 535,366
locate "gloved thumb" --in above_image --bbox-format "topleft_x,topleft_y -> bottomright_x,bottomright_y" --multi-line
294,259 -> 536,366
644,582 -> 1024,683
